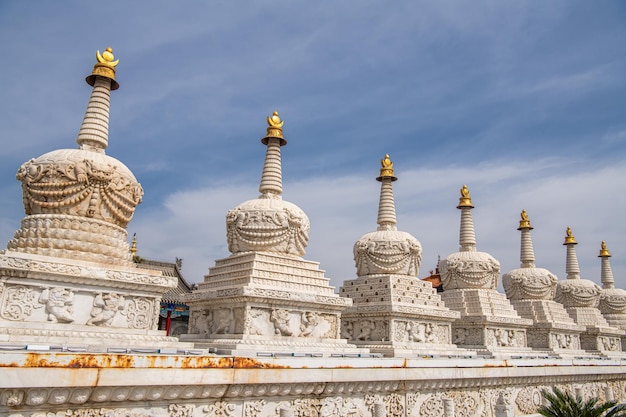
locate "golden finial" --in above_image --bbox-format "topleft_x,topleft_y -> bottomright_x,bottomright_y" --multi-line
457,184 -> 474,208
86,46 -> 119,90
377,154 -> 397,182
563,226 -> 577,245
130,233 -> 137,257
262,110 -> 286,145
599,241 -> 611,258
517,209 -> 533,230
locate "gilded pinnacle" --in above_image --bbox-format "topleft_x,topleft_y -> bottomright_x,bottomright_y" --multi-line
563,226 -> 577,245
457,184 -> 474,209
86,46 -> 119,90
377,154 -> 397,182
262,110 -> 286,145
599,241 -> 611,258
517,209 -> 533,230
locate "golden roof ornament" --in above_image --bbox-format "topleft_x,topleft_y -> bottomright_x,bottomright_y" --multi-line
599,241 -> 611,258
457,184 -> 474,208
377,154 -> 398,182
563,226 -> 577,245
517,209 -> 533,230
130,233 -> 137,257
86,46 -> 119,90
262,110 -> 286,145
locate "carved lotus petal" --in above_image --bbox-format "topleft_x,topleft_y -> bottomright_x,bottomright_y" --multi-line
353,230 -> 422,277
226,197 -> 310,256
440,250 -> 500,290
599,288 -> 626,314
502,267 -> 557,300
555,279 -> 601,307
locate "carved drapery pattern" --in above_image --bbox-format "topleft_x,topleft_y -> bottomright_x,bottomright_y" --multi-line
600,290 -> 626,313
354,232 -> 422,277
440,253 -> 500,290
0,285 -> 41,321
502,268 -> 557,300
16,152 -> 143,228
226,199 -> 310,257
555,280 -> 601,307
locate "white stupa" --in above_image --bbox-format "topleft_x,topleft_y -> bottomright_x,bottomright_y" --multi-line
555,229 -> 625,356
597,242 -> 626,350
598,242 -> 626,329
439,186 -> 533,357
502,210 -> 585,357
0,48 -> 182,349
340,155 -> 465,357
182,112 -> 360,356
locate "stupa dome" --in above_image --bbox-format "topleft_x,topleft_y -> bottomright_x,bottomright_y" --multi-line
502,210 -> 558,300
227,196 -> 309,256
353,155 -> 421,277
597,241 -> 626,315
15,149 -> 142,227
6,47 -> 141,266
225,112 -> 310,257
440,185 -> 500,290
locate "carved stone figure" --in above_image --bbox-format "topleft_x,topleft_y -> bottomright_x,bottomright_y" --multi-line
87,292 -> 125,326
299,311 -> 320,337
38,287 -> 75,323
271,309 -> 293,336
212,308 -> 234,334
356,320 -> 374,341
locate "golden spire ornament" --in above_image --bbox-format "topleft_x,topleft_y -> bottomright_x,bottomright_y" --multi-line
563,226 -> 577,245
518,209 -> 533,230
377,154 -> 397,181
599,241 -> 611,258
86,46 -> 119,90
262,111 -> 286,145
457,184 -> 474,208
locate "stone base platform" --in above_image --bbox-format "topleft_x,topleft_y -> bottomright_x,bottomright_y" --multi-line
0,251 -> 187,350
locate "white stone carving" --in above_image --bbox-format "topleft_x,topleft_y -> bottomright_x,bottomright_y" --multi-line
226,198 -> 310,257
1,285 -> 41,321
38,287 -> 75,323
86,292 -> 124,326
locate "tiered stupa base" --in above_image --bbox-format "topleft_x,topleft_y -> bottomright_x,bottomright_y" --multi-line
510,299 -> 588,358
566,307 -> 626,357
441,288 -> 535,358
182,252 -> 365,356
0,250 -> 187,351
340,274 -> 471,357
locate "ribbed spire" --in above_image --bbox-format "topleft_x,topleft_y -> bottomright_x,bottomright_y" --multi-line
563,227 -> 580,280
457,185 -> 476,252
599,241 -> 614,289
517,209 -> 535,268
376,154 -> 398,231
76,47 -> 119,153
259,111 -> 287,198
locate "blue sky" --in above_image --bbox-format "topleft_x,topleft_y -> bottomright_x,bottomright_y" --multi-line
1,1 -> 626,290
